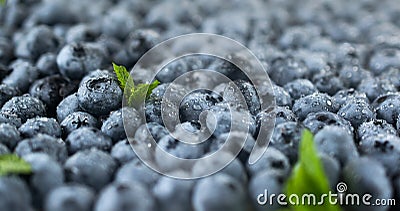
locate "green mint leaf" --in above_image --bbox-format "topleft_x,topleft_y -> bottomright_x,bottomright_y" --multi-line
128,80 -> 160,107
0,0 -> 6,6
0,154 -> 32,176
285,129 -> 341,211
112,62 -> 134,90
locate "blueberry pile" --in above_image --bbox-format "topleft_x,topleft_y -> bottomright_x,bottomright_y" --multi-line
1,0 -> 400,211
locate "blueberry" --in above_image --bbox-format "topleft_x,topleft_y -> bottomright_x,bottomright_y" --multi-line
19,117 -> 61,138
65,127 -> 112,154
57,42 -> 108,80
66,24 -> 99,43
180,90 -> 218,123
1,95 -> 46,123
256,106 -> 296,133
270,121 -> 304,163
102,107 -> 142,142
192,151 -> 248,183
145,98 -> 176,125
29,75 -> 77,114
338,99 -> 375,128
125,29 -> 160,64
111,139 -> 137,164
314,126 -> 358,165
45,184 -> 95,211
333,88 -> 369,105
0,123 -> 20,149
36,53 -> 59,76
269,57 -> 308,86
193,174 -> 248,211
207,57 -> 246,81
64,149 -> 117,191
0,112 -> 22,127
2,61 -> 39,93
338,65 -> 372,88
283,79 -> 317,100
0,37 -> 13,64
56,93 -> 82,122
94,181 -> 155,211
134,122 -> 169,144
152,176 -> 194,211
292,92 -> 338,121
369,48 -> 400,75
303,111 -> 354,135
372,93 -> 400,125
0,84 -> 20,108
359,134 -> 400,177
0,143 -> 10,155
156,59 -> 189,83
61,112 -> 99,136
379,67 -> 400,90
223,80 -> 261,115
319,154 -> 340,189
246,147 -> 290,177
15,134 -> 67,162
273,85 -> 292,108
312,71 -> 344,95
0,176 -> 32,211
249,170 -> 286,211
23,153 -> 64,209
205,103 -> 256,137
101,8 -> 137,40
80,69 -> 115,87
357,77 -> 396,102
30,1 -> 77,25
115,159 -> 161,188
15,25 -> 60,60
77,76 -> 123,116
209,131 -> 255,163
397,114 -> 400,133
278,25 -> 321,49
358,119 -> 398,141
343,157 -> 392,211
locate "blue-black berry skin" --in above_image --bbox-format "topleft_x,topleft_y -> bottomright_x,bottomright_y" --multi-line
2,61 -> 39,93
338,99 -> 375,128
111,139 -> 137,164
333,88 -> 369,106
357,77 -> 397,102
339,65 -> 372,88
246,147 -> 291,177
65,127 -> 112,154
0,176 -> 32,211
0,84 -> 20,108
15,25 -> 60,61
77,76 -> 123,116
115,159 -> 161,188
292,92 -> 338,121
180,90 -> 218,123
359,134 -> 400,177
0,123 -> 21,150
270,57 -> 308,86
64,149 -> 117,191
0,112 -> 22,128
343,157 -> 392,211
358,119 -> 398,142
193,174 -> 249,211
372,93 -> 400,125
94,181 -> 156,211
369,48 -> 400,76
57,42 -> 108,80
23,153 -> 64,209
152,176 -> 194,211
15,134 -> 68,163
273,85 -> 293,108
270,121 -> 304,164
284,79 -> 317,100
29,75 -> 77,114
303,111 -> 354,135
56,93 -> 82,122
19,117 -> 62,138
101,107 -> 142,142
312,71 -> 344,96
45,184 -> 95,211
61,111 -> 99,136
36,53 -> 59,76
1,95 -> 46,123
314,126 -> 358,165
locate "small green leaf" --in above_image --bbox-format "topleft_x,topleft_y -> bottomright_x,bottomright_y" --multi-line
0,154 -> 32,176
128,80 -> 160,107
112,62 -> 134,90
285,129 -> 341,211
0,0 -> 6,6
